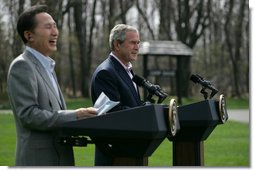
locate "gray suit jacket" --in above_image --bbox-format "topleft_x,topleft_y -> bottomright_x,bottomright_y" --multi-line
7,50 -> 77,166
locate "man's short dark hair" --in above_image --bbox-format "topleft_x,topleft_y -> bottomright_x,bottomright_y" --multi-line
17,5 -> 48,44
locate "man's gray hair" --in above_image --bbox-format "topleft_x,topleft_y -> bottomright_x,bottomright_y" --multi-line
109,24 -> 139,51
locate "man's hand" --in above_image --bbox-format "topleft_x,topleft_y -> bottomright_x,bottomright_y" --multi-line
75,107 -> 97,120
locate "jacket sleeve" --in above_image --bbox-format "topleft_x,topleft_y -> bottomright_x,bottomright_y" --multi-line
7,58 -> 76,131
91,69 -> 129,111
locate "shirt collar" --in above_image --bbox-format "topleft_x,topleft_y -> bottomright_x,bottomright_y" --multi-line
110,52 -> 132,71
26,46 -> 55,73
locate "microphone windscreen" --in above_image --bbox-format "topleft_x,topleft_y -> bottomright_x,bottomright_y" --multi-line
132,75 -> 144,86
190,74 -> 200,83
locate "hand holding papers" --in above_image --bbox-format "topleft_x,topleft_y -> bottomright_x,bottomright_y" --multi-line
94,92 -> 120,116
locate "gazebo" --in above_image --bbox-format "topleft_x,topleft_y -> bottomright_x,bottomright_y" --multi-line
138,40 -> 193,104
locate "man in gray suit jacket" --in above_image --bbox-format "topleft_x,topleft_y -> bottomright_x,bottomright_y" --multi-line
7,5 -> 97,166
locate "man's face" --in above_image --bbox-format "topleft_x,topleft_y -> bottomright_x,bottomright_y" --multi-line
28,12 -> 59,56
117,31 -> 140,65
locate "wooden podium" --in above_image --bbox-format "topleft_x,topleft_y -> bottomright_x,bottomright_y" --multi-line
58,104 -> 179,166
168,98 -> 228,166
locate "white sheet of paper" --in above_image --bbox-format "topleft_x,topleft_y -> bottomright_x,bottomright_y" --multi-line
94,92 -> 120,115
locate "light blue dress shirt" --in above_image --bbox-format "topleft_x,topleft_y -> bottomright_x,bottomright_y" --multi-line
26,46 -> 60,98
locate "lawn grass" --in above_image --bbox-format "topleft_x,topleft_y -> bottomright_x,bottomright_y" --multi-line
0,96 -> 249,110
0,114 -> 16,166
0,113 -> 249,167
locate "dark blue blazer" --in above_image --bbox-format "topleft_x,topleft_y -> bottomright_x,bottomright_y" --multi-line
90,55 -> 143,165
91,55 -> 142,109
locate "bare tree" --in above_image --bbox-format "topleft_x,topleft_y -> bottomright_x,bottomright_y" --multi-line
0,0 -> 249,100
0,0 -> 24,98
72,0 -> 88,97
154,0 -> 212,97
86,0 -> 97,96
158,0 -> 173,40
174,0 -> 211,97
67,7 -> 77,97
135,0 -> 155,40
15,0 -> 25,57
224,0 -> 247,98
7,0 -> 25,57
0,19 -> 8,96
72,0 -> 98,97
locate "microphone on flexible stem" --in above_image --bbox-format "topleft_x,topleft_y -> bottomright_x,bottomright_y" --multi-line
132,74 -> 168,104
190,74 -> 218,99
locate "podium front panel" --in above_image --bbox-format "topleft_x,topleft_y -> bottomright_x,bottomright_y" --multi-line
169,100 -> 220,141
58,104 -> 170,157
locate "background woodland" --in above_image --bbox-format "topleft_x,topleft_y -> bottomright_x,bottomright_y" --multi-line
0,0 -> 249,101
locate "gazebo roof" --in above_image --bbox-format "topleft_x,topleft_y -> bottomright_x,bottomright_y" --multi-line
139,40 -> 193,56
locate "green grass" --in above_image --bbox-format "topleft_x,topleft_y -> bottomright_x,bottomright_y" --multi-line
204,121 -> 250,166
0,114 -> 249,166
225,98 -> 249,109
65,96 -> 249,110
0,114 -> 16,165
0,96 -> 249,110
66,98 -> 93,109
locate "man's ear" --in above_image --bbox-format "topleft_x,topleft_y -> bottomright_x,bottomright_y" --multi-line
113,41 -> 120,50
24,31 -> 33,41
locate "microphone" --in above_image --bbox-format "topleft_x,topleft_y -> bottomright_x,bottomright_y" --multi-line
132,74 -> 168,103
190,74 -> 218,99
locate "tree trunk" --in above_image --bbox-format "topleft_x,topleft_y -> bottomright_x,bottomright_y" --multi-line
85,0 -> 97,97
73,0 -> 88,97
224,0 -> 246,97
67,8 -> 76,97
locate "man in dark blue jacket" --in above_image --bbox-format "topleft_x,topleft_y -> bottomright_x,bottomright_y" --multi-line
91,24 -> 144,166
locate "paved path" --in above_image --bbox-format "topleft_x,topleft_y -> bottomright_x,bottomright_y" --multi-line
0,110 -> 12,114
0,109 -> 250,123
227,109 -> 249,123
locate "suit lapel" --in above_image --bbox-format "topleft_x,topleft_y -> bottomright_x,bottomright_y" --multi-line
25,51 -> 64,109
52,71 -> 66,109
109,56 -> 141,103
129,69 -> 141,98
